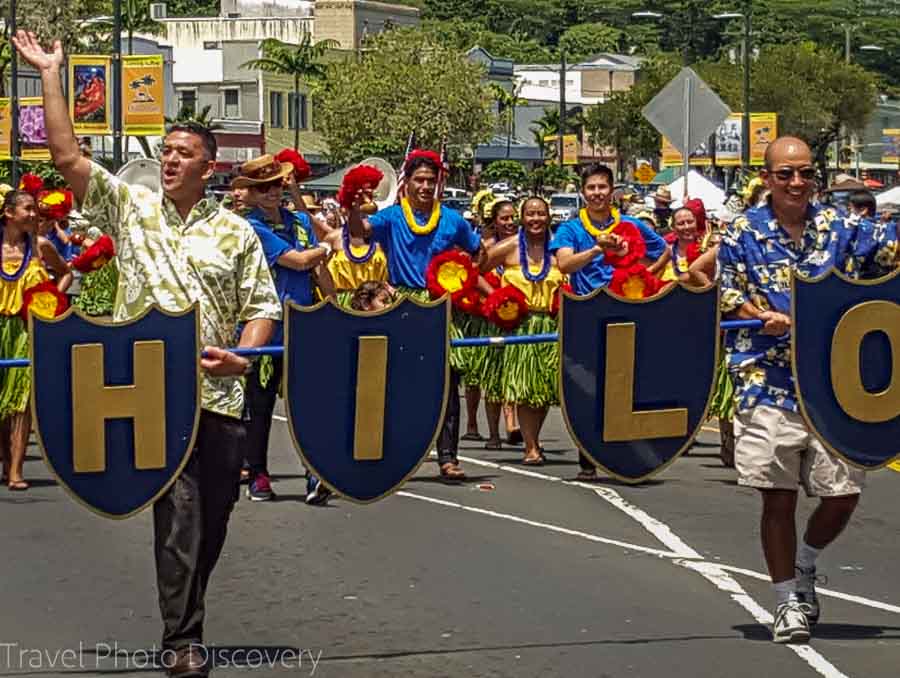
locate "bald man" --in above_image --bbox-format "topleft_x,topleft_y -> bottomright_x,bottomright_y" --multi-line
718,137 -> 899,644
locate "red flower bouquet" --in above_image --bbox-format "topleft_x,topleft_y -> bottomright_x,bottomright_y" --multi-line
609,264 -> 664,300
455,287 -> 483,316
71,235 -> 115,273
482,270 -> 502,290
20,280 -> 68,321
426,250 -> 478,303
338,164 -> 385,211
484,285 -> 529,330
275,149 -> 311,182
18,173 -> 44,197
37,189 -> 74,220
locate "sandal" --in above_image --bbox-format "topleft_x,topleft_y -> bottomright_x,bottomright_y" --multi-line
461,432 -> 485,442
8,480 -> 29,491
522,454 -> 544,466
439,462 -> 466,481
575,469 -> 598,482
484,439 -> 502,450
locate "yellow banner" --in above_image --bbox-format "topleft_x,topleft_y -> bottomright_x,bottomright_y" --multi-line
881,129 -> 900,165
122,55 -> 165,136
69,55 -> 112,135
543,134 -> 579,165
19,97 -> 51,161
0,99 -> 10,161
661,113 -> 777,168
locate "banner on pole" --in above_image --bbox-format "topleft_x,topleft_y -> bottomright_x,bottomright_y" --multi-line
122,55 -> 165,136
881,128 -> 900,165
68,56 -> 112,135
19,97 -> 51,161
543,134 -> 579,165
0,99 -> 11,161
661,113 -> 778,168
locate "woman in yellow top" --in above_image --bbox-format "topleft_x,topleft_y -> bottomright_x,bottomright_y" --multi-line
325,215 -> 388,308
484,197 -> 564,465
0,190 -> 70,490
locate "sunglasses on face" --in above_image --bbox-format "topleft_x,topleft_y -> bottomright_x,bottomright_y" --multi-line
770,167 -> 816,182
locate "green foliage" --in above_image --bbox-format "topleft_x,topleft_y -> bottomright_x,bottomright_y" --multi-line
558,23 -> 623,62
0,160 -> 65,188
481,160 -> 528,186
165,104 -> 224,131
405,19 -> 553,63
316,30 -> 494,165
528,163 -> 576,192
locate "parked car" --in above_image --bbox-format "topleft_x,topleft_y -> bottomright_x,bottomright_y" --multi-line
442,187 -> 469,200
443,197 -> 471,214
549,193 -> 583,224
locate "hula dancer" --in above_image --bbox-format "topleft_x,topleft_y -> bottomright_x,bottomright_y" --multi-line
326,165 -> 388,307
0,190 -> 71,490
348,149 -> 486,481
658,206 -> 702,283
484,197 -> 563,465
72,227 -> 119,318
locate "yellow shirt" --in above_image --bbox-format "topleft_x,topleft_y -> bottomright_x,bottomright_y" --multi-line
661,245 -> 691,282
327,242 -> 388,291
0,258 -> 50,316
501,264 -> 564,313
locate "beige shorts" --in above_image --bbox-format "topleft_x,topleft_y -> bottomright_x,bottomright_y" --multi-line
733,404 -> 865,497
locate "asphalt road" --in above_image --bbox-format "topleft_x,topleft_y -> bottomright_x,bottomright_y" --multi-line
1,402 -> 898,678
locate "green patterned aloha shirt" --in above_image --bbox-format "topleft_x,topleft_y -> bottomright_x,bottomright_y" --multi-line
80,162 -> 282,418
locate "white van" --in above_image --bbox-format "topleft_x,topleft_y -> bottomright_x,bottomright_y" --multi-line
549,193 -> 583,224
442,187 -> 469,200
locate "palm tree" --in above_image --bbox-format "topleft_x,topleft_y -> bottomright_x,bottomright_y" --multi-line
166,104 -> 224,131
490,82 -> 528,159
241,35 -> 339,152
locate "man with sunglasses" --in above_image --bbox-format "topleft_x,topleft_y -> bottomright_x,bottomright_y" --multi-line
718,137 -> 899,645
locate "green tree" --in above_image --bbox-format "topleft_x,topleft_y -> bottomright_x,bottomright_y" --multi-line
481,159 -> 528,186
316,30 -> 494,165
241,35 -> 339,152
558,22 -> 623,62
528,163 -> 576,192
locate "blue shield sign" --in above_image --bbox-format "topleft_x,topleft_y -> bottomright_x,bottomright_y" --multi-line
792,271 -> 900,469
285,297 -> 449,503
560,285 -> 719,483
30,306 -> 200,518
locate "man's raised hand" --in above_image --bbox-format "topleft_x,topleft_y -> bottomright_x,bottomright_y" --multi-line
11,31 -> 63,73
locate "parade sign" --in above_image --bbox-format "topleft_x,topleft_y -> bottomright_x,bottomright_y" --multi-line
122,55 -> 165,136
558,284 -> 720,483
284,297 -> 450,503
30,307 -> 201,519
19,97 -> 51,161
661,113 -> 778,167
792,271 -> 900,470
543,134 -> 579,165
0,99 -> 10,160
882,128 -> 900,165
68,55 -> 112,135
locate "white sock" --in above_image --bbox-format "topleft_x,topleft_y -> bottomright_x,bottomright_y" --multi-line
797,542 -> 822,571
773,578 -> 797,606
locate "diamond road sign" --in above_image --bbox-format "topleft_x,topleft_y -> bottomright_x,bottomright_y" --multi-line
642,68 -> 731,157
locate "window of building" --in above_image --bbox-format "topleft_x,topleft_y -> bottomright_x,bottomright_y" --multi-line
222,88 -> 240,119
288,93 -> 308,130
177,89 -> 197,116
203,41 -> 221,50
269,91 -> 283,128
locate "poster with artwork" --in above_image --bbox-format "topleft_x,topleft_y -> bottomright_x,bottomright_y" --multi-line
19,97 -> 51,161
69,56 -> 112,135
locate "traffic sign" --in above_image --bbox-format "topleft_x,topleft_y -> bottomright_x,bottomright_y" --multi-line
642,68 -> 731,158
634,165 -> 657,184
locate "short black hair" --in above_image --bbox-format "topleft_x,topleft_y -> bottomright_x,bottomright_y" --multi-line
490,199 -> 515,223
1,190 -> 33,224
848,190 -> 877,216
166,122 -> 218,161
350,281 -> 393,311
580,163 -> 615,188
405,156 -> 439,176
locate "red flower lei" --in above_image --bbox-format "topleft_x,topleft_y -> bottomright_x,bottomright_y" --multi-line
483,285 -> 529,330
425,250 -> 478,303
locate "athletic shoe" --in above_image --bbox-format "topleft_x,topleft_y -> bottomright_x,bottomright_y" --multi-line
795,566 -> 823,627
247,473 -> 274,502
306,475 -> 332,506
772,600 -> 811,644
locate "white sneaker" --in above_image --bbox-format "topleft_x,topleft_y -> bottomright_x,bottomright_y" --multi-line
795,566 -> 822,627
773,600 -> 811,644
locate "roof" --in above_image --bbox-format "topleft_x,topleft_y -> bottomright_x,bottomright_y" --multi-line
298,166 -> 350,191
515,53 -> 643,73
467,46 -> 514,78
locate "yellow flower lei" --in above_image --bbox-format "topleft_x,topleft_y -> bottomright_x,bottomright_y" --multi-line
579,207 -> 620,238
401,197 -> 441,236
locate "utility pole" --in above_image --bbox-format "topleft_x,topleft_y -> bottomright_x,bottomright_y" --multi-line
742,0 -> 751,168
558,50 -> 566,169
113,0 -> 124,170
10,0 -> 20,186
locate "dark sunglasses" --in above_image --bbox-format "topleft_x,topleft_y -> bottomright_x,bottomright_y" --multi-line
771,167 -> 816,182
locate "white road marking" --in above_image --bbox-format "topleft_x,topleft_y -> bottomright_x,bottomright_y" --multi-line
273,414 -> 288,421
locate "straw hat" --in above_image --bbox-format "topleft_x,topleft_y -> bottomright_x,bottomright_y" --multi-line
301,194 -> 322,212
823,174 -> 866,193
231,154 -> 293,188
652,186 -> 673,204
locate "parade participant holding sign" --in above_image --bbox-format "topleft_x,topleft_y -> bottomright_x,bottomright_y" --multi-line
0,190 -> 70,491
483,197 -> 564,465
348,149 -> 485,481
237,155 -> 336,503
718,136 -> 899,645
551,163 -> 666,480
14,30 -> 281,677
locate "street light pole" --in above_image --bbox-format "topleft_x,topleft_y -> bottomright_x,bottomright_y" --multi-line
558,50 -> 566,170
10,0 -> 20,186
113,0 -> 123,170
742,1 -> 751,168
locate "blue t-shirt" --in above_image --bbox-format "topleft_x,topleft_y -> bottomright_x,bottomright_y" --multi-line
368,204 -> 482,288
246,207 -> 318,343
47,229 -> 74,261
549,214 -> 667,295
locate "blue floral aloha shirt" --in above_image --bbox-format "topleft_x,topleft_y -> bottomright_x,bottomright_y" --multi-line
718,203 -> 898,414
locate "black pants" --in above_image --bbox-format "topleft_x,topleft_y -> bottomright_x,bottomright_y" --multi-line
153,410 -> 245,651
244,357 -> 283,477
436,369 -> 461,466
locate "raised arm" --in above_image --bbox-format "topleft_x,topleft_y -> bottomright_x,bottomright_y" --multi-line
481,234 -> 518,272
12,32 -> 91,202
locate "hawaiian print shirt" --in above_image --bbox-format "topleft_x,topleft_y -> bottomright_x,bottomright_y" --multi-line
719,203 -> 898,413
80,162 -> 282,418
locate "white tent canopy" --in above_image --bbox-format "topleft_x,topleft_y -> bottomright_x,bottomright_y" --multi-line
876,185 -> 900,207
667,170 -> 727,216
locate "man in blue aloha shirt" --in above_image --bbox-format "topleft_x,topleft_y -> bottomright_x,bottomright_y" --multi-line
718,136 -> 898,645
